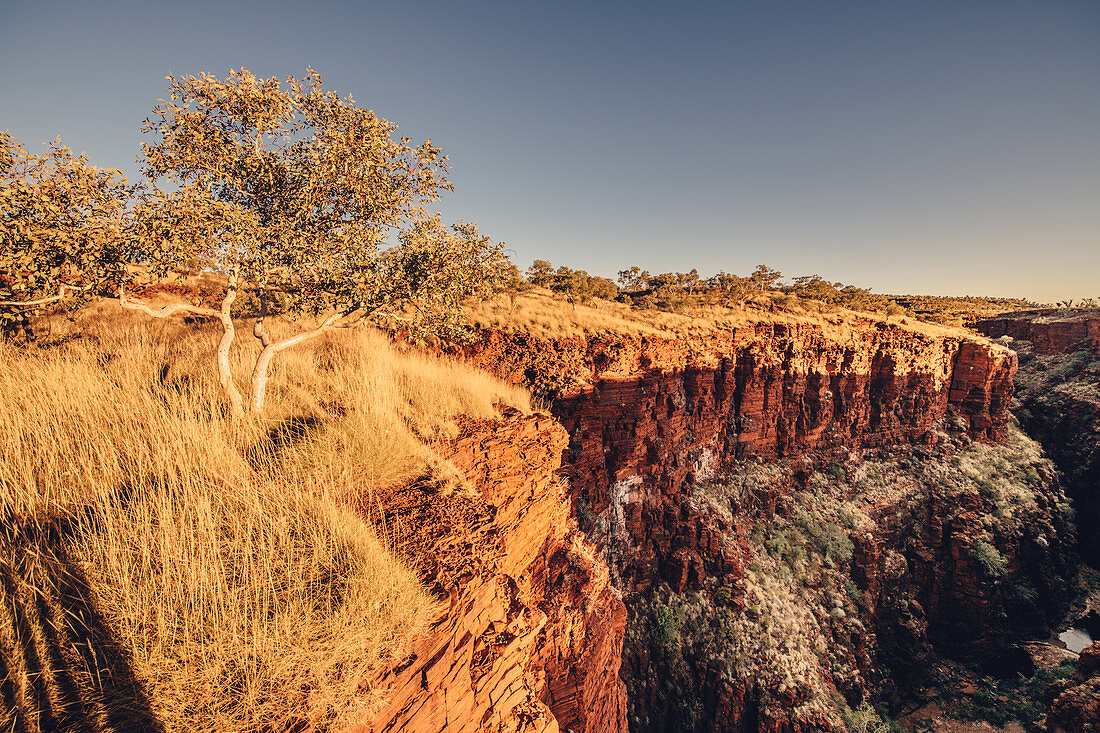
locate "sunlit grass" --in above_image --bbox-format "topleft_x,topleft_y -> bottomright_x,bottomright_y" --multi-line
0,306 -> 529,729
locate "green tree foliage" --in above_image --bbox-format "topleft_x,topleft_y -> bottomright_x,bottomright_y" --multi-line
137,68 -> 508,412
499,262 -> 533,315
526,259 -> 555,287
785,274 -> 890,312
651,605 -> 680,648
588,275 -> 619,301
0,132 -> 137,338
709,270 -> 753,310
676,268 -> 700,294
750,264 -> 783,291
617,265 -> 649,292
972,540 -> 1008,579
644,272 -> 687,311
561,260 -> 907,317
548,266 -> 618,309
790,274 -> 842,302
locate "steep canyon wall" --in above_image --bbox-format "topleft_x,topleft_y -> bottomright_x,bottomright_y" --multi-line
975,312 -> 1100,357
366,317 -> 1073,732
975,313 -> 1100,563
459,321 -> 1016,597
363,412 -> 626,733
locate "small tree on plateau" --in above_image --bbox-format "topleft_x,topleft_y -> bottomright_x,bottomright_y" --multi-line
138,68 -> 505,413
749,264 -> 783,292
709,271 -> 753,311
526,259 -> 555,287
0,132 -> 136,339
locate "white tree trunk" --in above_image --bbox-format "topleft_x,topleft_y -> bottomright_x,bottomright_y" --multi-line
117,280 -> 244,417
250,310 -> 346,413
217,282 -> 244,416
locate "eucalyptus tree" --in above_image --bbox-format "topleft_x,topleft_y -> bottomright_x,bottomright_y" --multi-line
526,260 -> 555,287
0,133 -> 137,339
709,271 -> 753,311
750,265 -> 783,292
617,266 -> 650,293
137,68 -> 507,413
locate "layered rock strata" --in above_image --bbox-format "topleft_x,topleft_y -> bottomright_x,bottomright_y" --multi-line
979,318 -> 1100,563
975,311 -> 1100,356
367,317 -> 1067,732
362,411 -> 626,733
458,321 -> 1016,595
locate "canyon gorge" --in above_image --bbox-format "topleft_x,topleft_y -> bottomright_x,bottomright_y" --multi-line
4,308 -> 1097,732
360,310 -> 1100,731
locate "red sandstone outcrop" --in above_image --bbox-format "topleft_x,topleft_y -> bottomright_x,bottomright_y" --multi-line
975,311 -> 1100,356
360,411 -> 626,733
364,318 -> 1046,733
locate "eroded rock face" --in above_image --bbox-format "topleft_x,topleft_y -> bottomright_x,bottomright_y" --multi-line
367,319 -> 1065,733
618,427 -> 1073,732
979,320 -> 1100,565
459,322 -> 1016,597
1048,641 -> 1100,732
361,411 -> 626,733
972,314 -> 1100,729
975,311 -> 1100,356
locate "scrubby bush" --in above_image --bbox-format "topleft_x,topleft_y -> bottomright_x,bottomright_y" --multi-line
652,605 -> 680,647
796,510 -> 854,565
842,703 -> 900,732
714,584 -> 736,607
972,541 -> 1008,579
951,661 -> 1076,727
1013,584 -> 1039,609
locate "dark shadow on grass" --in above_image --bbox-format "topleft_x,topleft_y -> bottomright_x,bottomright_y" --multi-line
0,511 -> 164,732
244,414 -> 324,467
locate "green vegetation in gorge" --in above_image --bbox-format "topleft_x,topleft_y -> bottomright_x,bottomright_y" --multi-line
622,417 -> 1073,732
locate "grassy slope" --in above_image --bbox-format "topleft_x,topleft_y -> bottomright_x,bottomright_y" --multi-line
0,305 -> 529,730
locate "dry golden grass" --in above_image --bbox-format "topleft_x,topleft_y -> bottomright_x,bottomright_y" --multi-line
467,288 -> 719,339
467,287 -> 981,344
0,304 -> 530,730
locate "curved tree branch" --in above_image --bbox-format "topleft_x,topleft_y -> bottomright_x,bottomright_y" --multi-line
115,286 -> 219,319
250,308 -> 349,412
112,283 -> 245,415
248,300 -> 411,412
0,283 -> 93,307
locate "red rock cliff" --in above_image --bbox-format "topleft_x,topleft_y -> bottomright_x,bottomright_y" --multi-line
360,411 -> 626,733
459,321 -> 1015,594
364,318 -> 1025,732
975,311 -> 1100,355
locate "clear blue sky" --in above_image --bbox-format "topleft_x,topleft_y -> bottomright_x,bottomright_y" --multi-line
2,0 -> 1098,302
